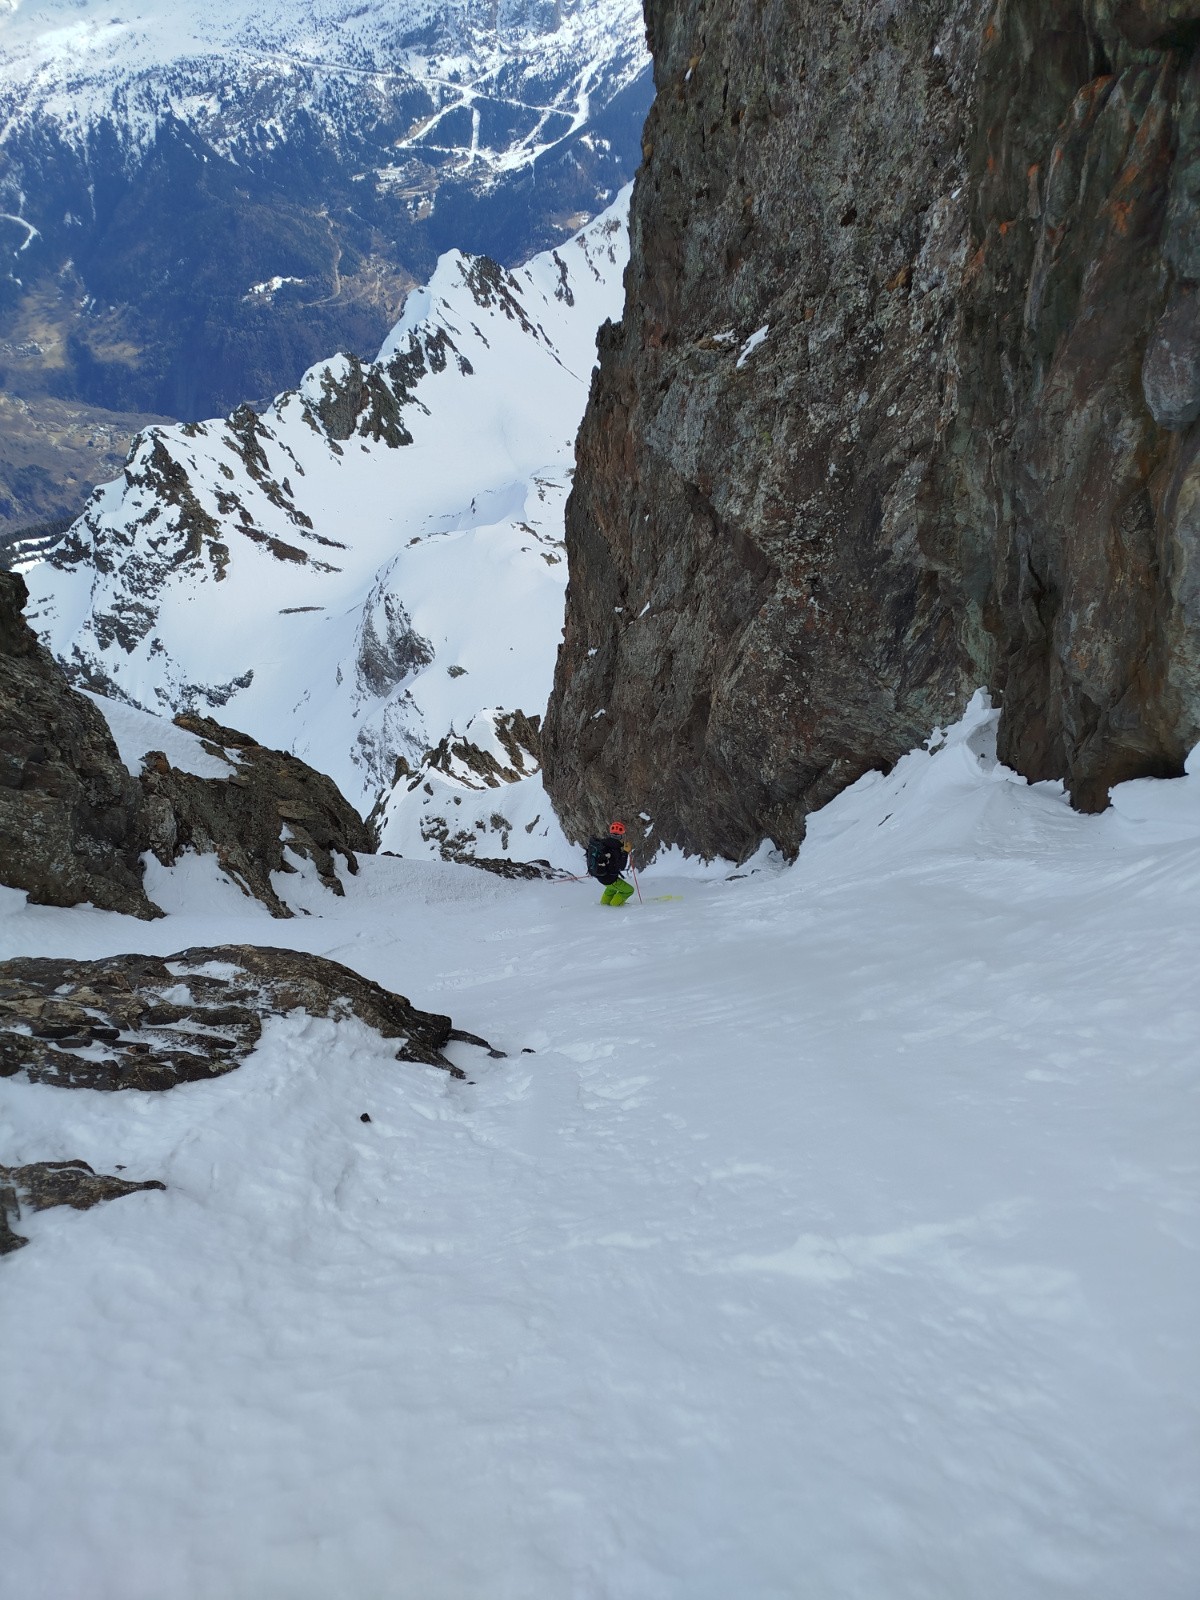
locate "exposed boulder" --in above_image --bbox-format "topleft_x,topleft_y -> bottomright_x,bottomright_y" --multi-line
544,0 -> 1200,857
139,714 -> 375,919
0,1161 -> 166,1256
0,570 -> 161,917
0,944 -> 477,1092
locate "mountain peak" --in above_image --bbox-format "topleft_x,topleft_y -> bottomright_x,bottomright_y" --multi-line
26,195 -> 631,869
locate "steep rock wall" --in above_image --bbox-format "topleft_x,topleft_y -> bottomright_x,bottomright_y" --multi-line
543,0 -> 1200,859
0,572 -> 374,919
0,571 -> 160,918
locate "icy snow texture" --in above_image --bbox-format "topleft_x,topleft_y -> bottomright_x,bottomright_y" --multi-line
26,196 -> 629,865
1,696 -> 1197,1597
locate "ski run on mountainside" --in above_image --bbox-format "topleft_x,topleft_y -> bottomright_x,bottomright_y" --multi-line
2,697 -> 1198,1598
2,6 -> 1198,1594
0,0 -> 648,168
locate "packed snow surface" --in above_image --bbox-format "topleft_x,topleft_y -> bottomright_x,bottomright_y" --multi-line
80,690 -> 239,779
2,696 -> 1198,1597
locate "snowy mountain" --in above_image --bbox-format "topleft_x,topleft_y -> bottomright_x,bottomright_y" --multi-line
0,0 -> 650,428
25,195 -> 630,866
0,0 -> 647,181
3,694 -> 1198,1596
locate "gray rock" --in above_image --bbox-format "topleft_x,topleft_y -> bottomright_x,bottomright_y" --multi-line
0,943 -> 476,1091
0,570 -> 161,917
140,715 -> 375,919
0,1161 -> 166,1255
0,1178 -> 23,1255
461,856 -> 571,881
356,592 -> 433,698
544,0 -> 1200,856
1143,284 -> 1200,428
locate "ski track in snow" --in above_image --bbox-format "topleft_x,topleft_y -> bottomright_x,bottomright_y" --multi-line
2,698 -> 1198,1598
0,0 -> 649,171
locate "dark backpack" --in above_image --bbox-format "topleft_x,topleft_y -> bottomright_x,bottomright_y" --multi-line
585,836 -> 626,885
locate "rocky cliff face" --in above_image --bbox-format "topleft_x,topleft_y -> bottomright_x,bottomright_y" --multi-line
0,570 -> 159,917
543,0 -> 1200,859
0,571 -> 374,918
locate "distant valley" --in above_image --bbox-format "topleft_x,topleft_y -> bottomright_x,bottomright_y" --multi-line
0,0 -> 649,535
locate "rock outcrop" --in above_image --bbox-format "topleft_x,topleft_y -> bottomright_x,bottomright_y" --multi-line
0,946 -> 497,1256
1,1160 -> 166,1256
0,570 -> 375,917
139,715 -> 374,919
0,945 -> 475,1092
544,0 -> 1200,858
0,571 -> 160,917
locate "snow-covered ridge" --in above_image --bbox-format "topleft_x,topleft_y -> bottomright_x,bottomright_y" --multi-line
0,0 -> 647,176
26,193 -> 630,865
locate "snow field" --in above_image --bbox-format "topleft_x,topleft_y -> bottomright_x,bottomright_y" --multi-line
0,0 -> 649,171
1,698 -> 1197,1597
81,691 -> 240,778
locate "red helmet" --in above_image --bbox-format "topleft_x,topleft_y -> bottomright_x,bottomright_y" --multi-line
608,820 -> 626,836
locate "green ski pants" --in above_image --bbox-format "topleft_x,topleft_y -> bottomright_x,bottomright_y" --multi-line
600,878 -> 635,906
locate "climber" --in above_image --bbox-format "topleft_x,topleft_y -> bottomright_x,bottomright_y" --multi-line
585,821 -> 635,906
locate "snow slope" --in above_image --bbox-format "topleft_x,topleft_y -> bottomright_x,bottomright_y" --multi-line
2,696 -> 1197,1598
0,0 -> 649,427
0,0 -> 648,176
26,195 -> 629,865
